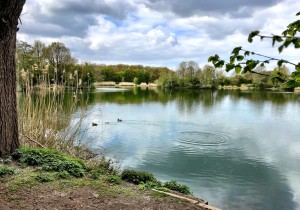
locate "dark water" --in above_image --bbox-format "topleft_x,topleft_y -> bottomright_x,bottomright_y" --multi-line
73,88 -> 300,210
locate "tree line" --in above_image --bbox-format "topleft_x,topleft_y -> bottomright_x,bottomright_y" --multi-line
157,61 -> 290,89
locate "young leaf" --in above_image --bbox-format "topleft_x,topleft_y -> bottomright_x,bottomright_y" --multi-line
278,45 -> 284,53
231,47 -> 242,55
237,55 -> 244,61
235,65 -> 242,74
274,36 -> 283,42
277,59 -> 285,67
248,31 -> 260,43
244,51 -> 250,56
226,63 -> 235,72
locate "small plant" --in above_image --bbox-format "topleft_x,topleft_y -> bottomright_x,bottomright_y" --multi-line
35,173 -> 55,183
3,156 -> 12,165
163,180 -> 191,195
0,166 -> 15,177
138,181 -> 161,190
121,169 -> 156,185
56,171 -> 71,179
106,175 -> 122,185
87,157 -> 117,179
12,148 -> 86,177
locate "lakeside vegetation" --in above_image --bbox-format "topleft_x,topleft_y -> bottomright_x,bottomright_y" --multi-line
17,40 -> 294,92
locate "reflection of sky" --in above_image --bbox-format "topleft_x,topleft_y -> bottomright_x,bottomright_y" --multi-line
72,89 -> 300,210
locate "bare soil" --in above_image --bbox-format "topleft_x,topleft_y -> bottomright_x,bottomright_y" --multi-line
0,181 -> 205,210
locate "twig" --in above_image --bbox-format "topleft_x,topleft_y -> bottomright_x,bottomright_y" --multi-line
20,134 -> 46,148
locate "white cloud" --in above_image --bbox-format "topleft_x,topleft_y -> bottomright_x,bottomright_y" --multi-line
19,0 -> 300,70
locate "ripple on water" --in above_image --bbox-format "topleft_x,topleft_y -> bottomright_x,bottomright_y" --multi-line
176,131 -> 229,147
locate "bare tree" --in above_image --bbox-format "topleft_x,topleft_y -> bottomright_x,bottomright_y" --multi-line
0,0 -> 26,156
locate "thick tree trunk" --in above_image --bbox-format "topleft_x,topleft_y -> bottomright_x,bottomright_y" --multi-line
0,0 -> 26,156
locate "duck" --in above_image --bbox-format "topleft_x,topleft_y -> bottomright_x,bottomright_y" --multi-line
92,122 -> 98,126
117,118 -> 122,122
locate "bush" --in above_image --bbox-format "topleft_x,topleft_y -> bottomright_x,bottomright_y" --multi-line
106,175 -> 122,185
121,169 -> 156,185
0,166 -> 15,177
12,148 -> 85,177
163,180 -> 191,195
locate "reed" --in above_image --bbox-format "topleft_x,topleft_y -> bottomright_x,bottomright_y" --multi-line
18,91 -> 96,159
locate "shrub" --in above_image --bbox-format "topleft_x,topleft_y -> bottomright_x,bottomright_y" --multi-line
121,169 -> 156,185
12,148 -> 85,177
106,175 -> 122,185
163,180 -> 191,195
0,166 -> 15,177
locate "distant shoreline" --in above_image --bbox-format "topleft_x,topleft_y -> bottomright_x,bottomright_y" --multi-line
94,81 -> 157,88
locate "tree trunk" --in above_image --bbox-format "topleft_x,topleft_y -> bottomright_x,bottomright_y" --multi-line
0,0 -> 26,156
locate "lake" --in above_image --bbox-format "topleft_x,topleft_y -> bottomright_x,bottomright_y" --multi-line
68,88 -> 300,209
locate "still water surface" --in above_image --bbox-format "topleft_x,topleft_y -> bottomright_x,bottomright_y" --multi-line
75,88 -> 300,210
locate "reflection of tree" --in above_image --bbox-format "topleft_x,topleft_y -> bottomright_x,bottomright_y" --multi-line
88,88 -> 299,116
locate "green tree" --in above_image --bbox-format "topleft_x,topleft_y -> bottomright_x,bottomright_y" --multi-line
208,11 -> 300,88
44,42 -> 75,85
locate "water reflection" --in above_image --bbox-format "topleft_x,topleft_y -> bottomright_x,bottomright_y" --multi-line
20,88 -> 300,210
83,88 -> 300,210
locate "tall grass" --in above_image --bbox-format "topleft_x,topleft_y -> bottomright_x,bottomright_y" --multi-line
18,90 -> 96,159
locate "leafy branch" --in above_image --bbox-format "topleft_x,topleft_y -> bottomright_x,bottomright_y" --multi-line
208,11 -> 300,88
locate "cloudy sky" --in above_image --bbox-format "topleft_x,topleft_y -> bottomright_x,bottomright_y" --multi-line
18,0 -> 300,69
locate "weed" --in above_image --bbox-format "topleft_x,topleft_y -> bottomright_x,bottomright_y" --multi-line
138,181 -> 162,190
0,166 -> 15,177
163,180 -> 191,195
121,169 -> 156,185
56,171 -> 71,179
35,173 -> 55,183
106,175 -> 122,185
12,147 -> 85,177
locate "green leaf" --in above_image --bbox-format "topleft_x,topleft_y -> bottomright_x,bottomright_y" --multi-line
237,55 -> 244,61
278,45 -> 284,53
229,55 -> 236,64
283,39 -> 292,47
244,51 -> 250,56
277,59 -> 285,67
215,60 -> 225,68
231,47 -> 242,55
248,31 -> 260,43
294,38 -> 300,48
226,63 -> 235,72
274,36 -> 283,42
208,56 -> 214,62
235,65 -> 242,74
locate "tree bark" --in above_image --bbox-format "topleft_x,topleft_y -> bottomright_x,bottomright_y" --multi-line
0,0 -> 26,156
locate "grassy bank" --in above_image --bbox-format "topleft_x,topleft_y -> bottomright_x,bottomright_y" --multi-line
0,147 -> 209,210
